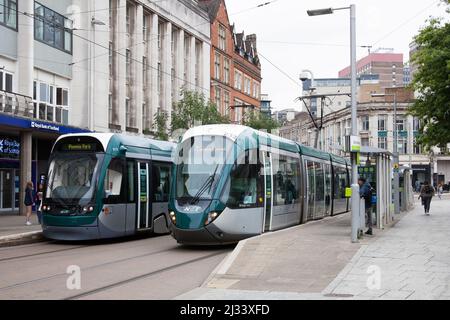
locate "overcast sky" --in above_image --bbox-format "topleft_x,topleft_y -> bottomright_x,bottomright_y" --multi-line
225,0 -> 448,112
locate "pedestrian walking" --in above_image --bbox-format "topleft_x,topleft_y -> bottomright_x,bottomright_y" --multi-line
418,181 -> 435,215
358,177 -> 374,235
437,183 -> 443,200
24,181 -> 36,226
36,183 -> 44,224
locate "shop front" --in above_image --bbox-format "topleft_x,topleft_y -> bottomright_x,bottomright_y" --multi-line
0,114 -> 89,215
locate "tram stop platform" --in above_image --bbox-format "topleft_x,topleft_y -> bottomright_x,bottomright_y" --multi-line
0,214 -> 43,247
177,196 -> 450,300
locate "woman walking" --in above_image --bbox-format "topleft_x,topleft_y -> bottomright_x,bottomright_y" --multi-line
418,181 -> 435,216
24,181 -> 35,226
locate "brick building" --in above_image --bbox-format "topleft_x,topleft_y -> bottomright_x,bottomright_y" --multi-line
199,0 -> 262,123
338,52 -> 404,89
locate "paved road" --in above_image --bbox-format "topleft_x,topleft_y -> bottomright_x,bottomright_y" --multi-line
0,234 -> 231,300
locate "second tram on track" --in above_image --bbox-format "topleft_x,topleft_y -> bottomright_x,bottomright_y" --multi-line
169,124 -> 350,245
42,133 -> 175,241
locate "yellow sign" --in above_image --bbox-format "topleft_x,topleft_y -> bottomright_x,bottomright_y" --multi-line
345,188 -> 352,198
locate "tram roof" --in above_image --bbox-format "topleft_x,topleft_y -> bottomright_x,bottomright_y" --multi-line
55,133 -> 175,153
298,145 -> 332,161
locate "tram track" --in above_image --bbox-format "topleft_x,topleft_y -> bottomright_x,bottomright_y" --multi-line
64,251 -> 226,300
0,244 -> 87,262
0,245 -> 196,292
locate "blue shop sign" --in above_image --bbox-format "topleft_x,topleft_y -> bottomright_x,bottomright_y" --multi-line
0,114 -> 89,135
0,137 -> 20,159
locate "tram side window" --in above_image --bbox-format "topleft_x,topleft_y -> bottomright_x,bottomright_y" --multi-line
103,158 -> 125,203
152,163 -> 171,202
333,166 -> 348,200
221,149 -> 261,209
273,154 -> 300,206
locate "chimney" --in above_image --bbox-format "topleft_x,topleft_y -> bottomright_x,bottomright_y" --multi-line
247,34 -> 257,53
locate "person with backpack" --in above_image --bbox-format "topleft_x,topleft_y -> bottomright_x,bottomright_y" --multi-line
358,177 -> 374,235
419,181 -> 435,215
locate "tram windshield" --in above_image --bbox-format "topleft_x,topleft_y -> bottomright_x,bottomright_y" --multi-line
176,136 -> 233,202
45,153 -> 104,205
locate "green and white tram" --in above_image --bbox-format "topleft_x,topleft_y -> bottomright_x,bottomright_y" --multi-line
42,133 -> 175,241
169,125 -> 350,245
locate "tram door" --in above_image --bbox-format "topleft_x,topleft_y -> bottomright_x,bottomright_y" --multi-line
262,151 -> 273,232
137,161 -> 152,230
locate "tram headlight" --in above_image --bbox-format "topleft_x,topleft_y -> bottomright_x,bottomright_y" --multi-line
169,211 -> 176,224
82,206 -> 95,214
205,212 -> 220,226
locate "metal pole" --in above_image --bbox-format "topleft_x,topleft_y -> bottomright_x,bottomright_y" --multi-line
393,93 -> 400,214
350,4 -> 360,243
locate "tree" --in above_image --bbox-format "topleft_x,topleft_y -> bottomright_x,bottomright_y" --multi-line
409,0 -> 450,149
243,109 -> 280,133
153,108 -> 169,141
171,90 -> 230,133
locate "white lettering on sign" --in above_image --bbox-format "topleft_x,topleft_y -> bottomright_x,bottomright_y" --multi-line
31,122 -> 60,132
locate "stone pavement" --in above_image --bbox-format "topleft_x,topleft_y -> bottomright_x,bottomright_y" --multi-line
0,214 -> 41,238
324,197 -> 450,300
0,214 -> 42,246
177,197 -> 450,300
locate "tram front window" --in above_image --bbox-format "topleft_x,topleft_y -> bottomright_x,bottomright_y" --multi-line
175,136 -> 232,207
46,153 -> 104,206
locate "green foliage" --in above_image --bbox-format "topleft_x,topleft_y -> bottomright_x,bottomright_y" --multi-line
409,2 -> 450,149
153,109 -> 169,141
171,90 -> 230,133
243,110 -> 280,133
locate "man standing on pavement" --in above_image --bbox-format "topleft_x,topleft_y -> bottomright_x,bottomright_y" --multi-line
358,177 -> 374,235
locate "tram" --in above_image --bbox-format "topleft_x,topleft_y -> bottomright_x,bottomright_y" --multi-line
169,125 -> 350,245
42,133 -> 175,241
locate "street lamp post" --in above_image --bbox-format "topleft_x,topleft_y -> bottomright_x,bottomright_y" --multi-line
372,92 -> 400,215
308,4 -> 360,243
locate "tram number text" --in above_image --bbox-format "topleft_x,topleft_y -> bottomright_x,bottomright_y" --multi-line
224,305 -> 270,317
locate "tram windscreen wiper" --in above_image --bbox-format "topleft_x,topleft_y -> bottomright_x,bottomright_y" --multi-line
190,165 -> 219,205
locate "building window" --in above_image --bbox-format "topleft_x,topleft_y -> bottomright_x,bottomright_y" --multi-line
142,56 -> 147,91
223,58 -> 230,85
0,0 -> 17,30
234,71 -> 242,91
413,117 -> 421,131
378,115 -> 386,131
253,82 -> 260,99
396,118 -> 405,131
33,81 -> 69,124
126,49 -> 131,85
214,52 -> 221,80
224,91 -> 230,116
361,138 -> 369,147
378,137 -> 387,150
398,137 -> 407,155
108,94 -> 113,125
0,71 -> 13,93
214,87 -> 221,111
184,35 -> 190,87
362,116 -> 370,131
234,99 -> 243,123
218,24 -> 226,51
413,138 -> 421,154
195,40 -> 201,89
244,77 -> 251,95
34,2 -> 73,54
